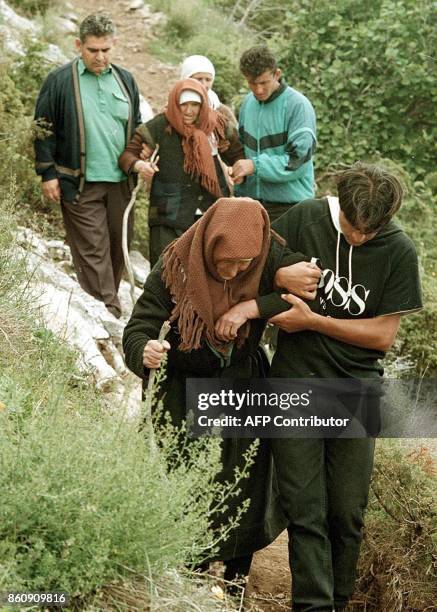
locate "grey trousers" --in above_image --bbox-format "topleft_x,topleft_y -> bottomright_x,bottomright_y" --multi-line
61,181 -> 133,317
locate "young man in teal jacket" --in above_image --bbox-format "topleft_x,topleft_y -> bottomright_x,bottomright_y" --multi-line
34,14 -> 141,318
232,45 -> 317,222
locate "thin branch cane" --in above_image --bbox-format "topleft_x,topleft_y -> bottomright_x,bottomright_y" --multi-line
122,144 -> 160,305
141,319 -> 171,458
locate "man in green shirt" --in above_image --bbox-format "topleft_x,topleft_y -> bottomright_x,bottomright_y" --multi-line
34,14 -> 141,318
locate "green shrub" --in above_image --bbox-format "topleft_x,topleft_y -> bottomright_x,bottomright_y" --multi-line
356,440 -> 437,611
7,0 -> 58,16
269,0 -> 436,181
0,400 -> 229,595
0,45 -> 66,237
147,0 -> 252,105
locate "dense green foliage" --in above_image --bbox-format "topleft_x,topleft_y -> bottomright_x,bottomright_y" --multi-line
357,441 -> 437,611
269,0 -> 436,182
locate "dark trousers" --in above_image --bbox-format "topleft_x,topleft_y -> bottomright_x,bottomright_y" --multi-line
62,181 -> 133,317
262,201 -> 297,223
149,225 -> 183,268
271,438 -> 375,611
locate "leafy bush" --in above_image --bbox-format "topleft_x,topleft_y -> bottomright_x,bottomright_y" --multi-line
356,441 -> 436,611
269,0 -> 436,181
7,0 -> 58,16
383,160 -> 436,376
0,42 -> 66,237
0,401 -> 227,595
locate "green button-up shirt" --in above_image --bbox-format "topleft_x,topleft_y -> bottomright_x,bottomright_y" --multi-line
78,59 -> 128,182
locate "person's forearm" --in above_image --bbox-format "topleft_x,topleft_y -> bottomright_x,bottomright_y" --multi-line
308,313 -> 400,352
118,132 -> 143,174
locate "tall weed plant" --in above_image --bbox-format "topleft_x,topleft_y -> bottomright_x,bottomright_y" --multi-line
0,403 -> 226,596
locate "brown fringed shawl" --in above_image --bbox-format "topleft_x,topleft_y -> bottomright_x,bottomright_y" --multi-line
165,79 -> 226,198
161,198 -> 271,353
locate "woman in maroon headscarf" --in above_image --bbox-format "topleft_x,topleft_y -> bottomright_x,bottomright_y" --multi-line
119,78 -> 242,267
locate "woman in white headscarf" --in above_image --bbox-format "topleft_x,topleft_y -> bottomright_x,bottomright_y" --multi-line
180,54 -> 222,109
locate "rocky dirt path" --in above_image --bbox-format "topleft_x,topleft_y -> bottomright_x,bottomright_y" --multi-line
64,0 -> 291,608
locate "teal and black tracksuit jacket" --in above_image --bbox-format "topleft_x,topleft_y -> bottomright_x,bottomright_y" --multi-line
236,79 -> 316,206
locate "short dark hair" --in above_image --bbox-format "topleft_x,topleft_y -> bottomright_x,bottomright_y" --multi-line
336,162 -> 404,233
79,14 -> 116,42
239,45 -> 277,79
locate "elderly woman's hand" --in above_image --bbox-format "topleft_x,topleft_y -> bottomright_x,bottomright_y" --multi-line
215,300 -> 260,341
143,339 -> 170,369
134,159 -> 159,182
140,143 -> 155,161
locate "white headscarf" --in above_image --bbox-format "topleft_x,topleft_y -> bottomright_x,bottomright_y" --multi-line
180,55 -> 216,80
180,55 -> 221,110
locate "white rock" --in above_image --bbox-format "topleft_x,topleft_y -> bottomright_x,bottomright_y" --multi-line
138,6 -> 152,18
1,0 -> 69,63
63,11 -> 79,23
13,225 -> 148,403
128,0 -> 145,10
46,239 -> 72,262
42,43 -> 70,66
130,249 -> 150,286
118,279 -> 143,315
51,16 -> 77,35
105,373 -> 142,419
0,0 -> 38,34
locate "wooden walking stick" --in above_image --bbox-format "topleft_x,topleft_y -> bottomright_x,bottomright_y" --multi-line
122,144 -> 160,305
141,319 -> 171,459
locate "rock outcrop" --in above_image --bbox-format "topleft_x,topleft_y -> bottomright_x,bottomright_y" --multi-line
15,227 -> 150,417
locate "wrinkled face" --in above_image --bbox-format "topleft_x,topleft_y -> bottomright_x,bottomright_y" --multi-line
339,210 -> 378,246
190,71 -> 214,91
246,68 -> 281,102
180,101 -> 201,125
75,35 -> 116,75
215,258 -> 253,280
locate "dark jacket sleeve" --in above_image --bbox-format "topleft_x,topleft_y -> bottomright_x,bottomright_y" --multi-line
122,260 -> 173,379
256,233 -> 310,319
34,73 -> 58,182
131,76 -> 142,128
118,121 -> 157,174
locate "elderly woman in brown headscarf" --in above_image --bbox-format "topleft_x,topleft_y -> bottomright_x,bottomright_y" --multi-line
119,78 -> 242,267
123,197 -> 316,590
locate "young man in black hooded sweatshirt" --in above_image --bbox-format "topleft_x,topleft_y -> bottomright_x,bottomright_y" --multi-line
266,162 -> 423,611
